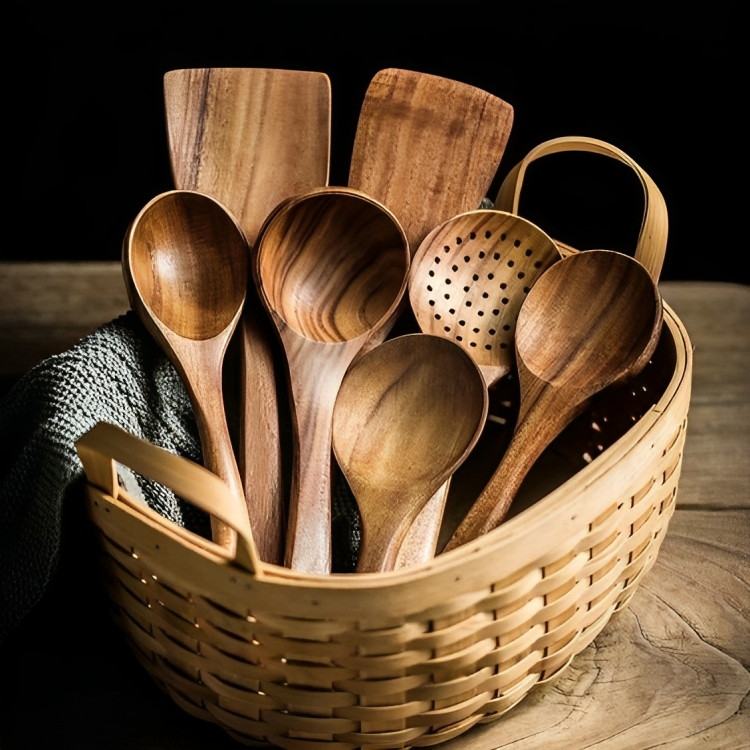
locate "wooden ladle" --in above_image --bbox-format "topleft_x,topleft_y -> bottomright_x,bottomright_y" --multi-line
123,190 -> 256,564
445,249 -> 663,551
332,334 -> 488,573
254,186 -> 410,574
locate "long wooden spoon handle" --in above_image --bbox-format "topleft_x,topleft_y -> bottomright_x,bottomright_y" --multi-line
445,382 -> 586,551
395,481 -> 450,568
183,357 -> 245,548
357,508 -> 416,574
283,335 -> 361,574
240,309 -> 284,566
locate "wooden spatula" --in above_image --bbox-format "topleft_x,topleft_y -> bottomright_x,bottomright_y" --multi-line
349,67 -> 514,352
164,68 -> 331,565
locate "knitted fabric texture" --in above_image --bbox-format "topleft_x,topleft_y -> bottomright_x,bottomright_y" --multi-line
0,311 -> 360,641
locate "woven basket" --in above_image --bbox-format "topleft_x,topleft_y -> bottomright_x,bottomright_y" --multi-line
75,137 -> 692,749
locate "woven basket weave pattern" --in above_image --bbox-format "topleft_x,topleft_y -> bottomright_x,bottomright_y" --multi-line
81,302 -> 690,748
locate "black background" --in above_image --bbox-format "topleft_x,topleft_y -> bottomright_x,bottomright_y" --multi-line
12,1 -> 746,284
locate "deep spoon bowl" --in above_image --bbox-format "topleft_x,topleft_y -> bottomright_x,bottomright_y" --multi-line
258,188 -> 408,341
332,334 -> 488,573
127,192 -> 246,338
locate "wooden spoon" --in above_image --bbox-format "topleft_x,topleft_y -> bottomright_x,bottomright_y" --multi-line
254,187 -> 410,574
332,334 -> 488,573
164,68 -> 331,565
349,68 -> 514,353
397,209 -> 560,565
123,190 -> 258,568
445,250 -> 663,550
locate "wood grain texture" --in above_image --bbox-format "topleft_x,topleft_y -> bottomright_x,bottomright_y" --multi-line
164,67 -> 330,247
0,262 -> 128,379
332,335 -> 487,573
123,190 -> 251,557
165,67 -> 331,566
447,251 -> 662,548
436,508 -> 750,750
349,68 -> 514,352
254,187 -> 409,573
660,282 -> 750,510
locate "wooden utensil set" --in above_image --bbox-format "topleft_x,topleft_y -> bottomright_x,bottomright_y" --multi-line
123,67 -> 662,576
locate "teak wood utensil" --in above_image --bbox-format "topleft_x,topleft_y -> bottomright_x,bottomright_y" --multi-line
399,209 -> 560,564
122,190 -> 258,568
410,210 -> 561,388
254,187 -> 410,574
445,250 -> 663,550
349,68 -> 514,353
164,67 -> 331,565
332,334 -> 488,573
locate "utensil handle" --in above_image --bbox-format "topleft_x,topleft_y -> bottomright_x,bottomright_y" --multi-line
240,312 -> 285,566
282,333 -> 363,575
395,481 -> 450,568
444,381 -> 586,551
75,421 -> 261,575
494,136 -> 668,283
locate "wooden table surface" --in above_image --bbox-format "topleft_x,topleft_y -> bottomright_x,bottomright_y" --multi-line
0,263 -> 747,749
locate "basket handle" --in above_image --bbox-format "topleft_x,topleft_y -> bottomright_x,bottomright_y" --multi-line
494,135 -> 668,283
75,421 -> 261,575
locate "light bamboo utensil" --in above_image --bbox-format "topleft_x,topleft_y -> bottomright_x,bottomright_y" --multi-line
445,249 -> 663,550
398,209 -> 560,565
349,68 -> 514,353
254,187 -> 410,574
163,67 -> 331,565
332,334 -> 488,573
122,190 -> 258,567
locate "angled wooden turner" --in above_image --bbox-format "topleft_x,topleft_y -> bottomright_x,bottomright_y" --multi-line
349,67 -> 514,352
164,68 -> 330,565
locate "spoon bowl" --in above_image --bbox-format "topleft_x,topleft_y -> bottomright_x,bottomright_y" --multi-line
128,193 -> 247,339
258,189 -> 407,342
446,249 -> 662,550
123,190 -> 256,567
332,334 -> 488,573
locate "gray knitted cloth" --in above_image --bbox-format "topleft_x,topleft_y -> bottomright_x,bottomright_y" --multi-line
0,311 -> 359,641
